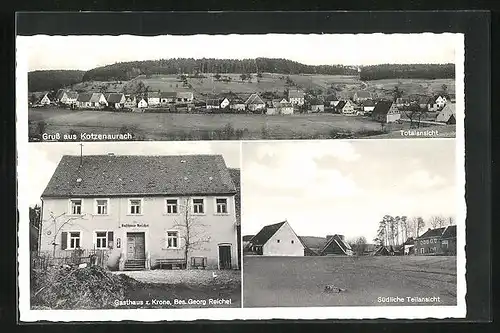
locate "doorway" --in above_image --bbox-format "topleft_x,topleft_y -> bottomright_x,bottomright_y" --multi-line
218,244 -> 232,269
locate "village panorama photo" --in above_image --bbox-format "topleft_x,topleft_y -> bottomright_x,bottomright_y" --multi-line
241,139 -> 464,312
20,33 -> 460,142
23,141 -> 242,311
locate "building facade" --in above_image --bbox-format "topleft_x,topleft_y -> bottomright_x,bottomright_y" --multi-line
248,221 -> 305,256
39,154 -> 240,271
414,225 -> 457,256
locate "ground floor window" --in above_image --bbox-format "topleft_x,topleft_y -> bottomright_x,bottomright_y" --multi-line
69,231 -> 81,249
95,231 -> 108,249
166,231 -> 179,249
420,247 -> 424,254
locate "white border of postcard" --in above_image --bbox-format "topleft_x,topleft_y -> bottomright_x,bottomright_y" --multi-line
17,33 -> 466,321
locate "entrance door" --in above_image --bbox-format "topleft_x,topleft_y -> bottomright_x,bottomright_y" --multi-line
218,244 -> 232,269
127,232 -> 145,259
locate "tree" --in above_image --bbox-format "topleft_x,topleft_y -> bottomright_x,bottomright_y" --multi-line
214,73 -> 221,81
29,93 -> 37,105
42,211 -> 89,257
172,198 -> 210,269
402,104 -> 425,129
355,236 -> 367,255
240,73 -> 247,81
412,216 -> 426,237
441,84 -> 448,94
392,85 -> 403,102
135,81 -> 146,94
447,216 -> 455,225
429,215 -> 446,229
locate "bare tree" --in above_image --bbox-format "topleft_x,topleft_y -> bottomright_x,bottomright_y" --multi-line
429,215 -> 446,229
42,211 -> 89,257
400,216 -> 409,243
447,216 -> 455,225
355,236 -> 367,255
412,216 -> 425,238
172,198 -> 210,269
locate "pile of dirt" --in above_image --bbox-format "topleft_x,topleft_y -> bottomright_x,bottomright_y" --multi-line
31,265 -> 142,309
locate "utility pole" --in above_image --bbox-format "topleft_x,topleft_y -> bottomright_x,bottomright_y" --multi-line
79,143 -> 83,167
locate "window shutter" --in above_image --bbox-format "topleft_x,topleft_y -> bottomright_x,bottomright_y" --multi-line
61,232 -> 67,250
108,231 -> 113,248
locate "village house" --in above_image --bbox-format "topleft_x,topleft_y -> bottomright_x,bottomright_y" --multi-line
104,93 -> 126,109
414,225 -> 457,256
335,100 -> 355,115
433,95 -> 448,109
76,93 -> 92,109
124,95 -> 137,109
325,95 -> 339,107
245,93 -> 266,112
447,93 -> 456,103
361,99 -> 377,113
88,93 -> 108,109
229,97 -> 246,111
38,93 -> 51,106
353,91 -> 372,103
147,92 -> 161,107
371,100 -> 401,123
39,154 -> 240,271
403,237 -> 415,255
436,103 -> 456,124
247,221 -> 305,256
395,97 -> 412,109
308,99 -> 325,113
266,99 -> 294,115
287,89 -> 305,106
137,98 -> 148,109
160,92 -> 176,105
176,92 -> 194,104
319,234 -> 353,256
56,89 -> 79,106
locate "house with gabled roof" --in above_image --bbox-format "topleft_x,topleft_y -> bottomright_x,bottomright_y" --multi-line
287,89 -> 305,106
247,221 -> 305,256
160,92 -> 177,105
436,103 -> 456,124
38,93 -> 51,106
105,93 -> 126,109
335,100 -> 355,115
76,93 -> 93,108
89,93 -> 108,109
414,225 -> 456,256
371,100 -> 401,123
124,95 -> 137,109
39,154 -> 240,271
229,96 -> 246,112
245,93 -> 266,112
308,98 -> 325,113
176,92 -> 194,104
325,95 -> 339,107
319,234 -> 353,256
56,89 -> 79,105
147,92 -> 161,107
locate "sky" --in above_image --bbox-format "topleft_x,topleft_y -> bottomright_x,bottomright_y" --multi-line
21,33 -> 459,71
241,139 -> 457,242
27,141 -> 240,206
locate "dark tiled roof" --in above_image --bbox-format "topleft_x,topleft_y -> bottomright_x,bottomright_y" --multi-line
56,89 -> 66,100
161,92 -> 177,98
67,91 -> 79,99
89,93 -> 104,103
242,235 -> 254,242
245,93 -> 265,105
106,93 -> 125,103
441,225 -> 457,239
177,92 -> 193,99
77,93 -> 92,102
335,100 -> 347,110
42,155 -> 237,197
228,168 -> 241,225
355,91 -> 371,98
250,221 -> 286,246
319,234 -> 352,255
206,99 -> 221,107
325,95 -> 338,102
372,101 -> 394,116
419,227 -> 446,239
288,90 -> 305,98
148,92 -> 161,99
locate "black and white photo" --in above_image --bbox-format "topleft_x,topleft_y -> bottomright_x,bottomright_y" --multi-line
21,33 -> 459,142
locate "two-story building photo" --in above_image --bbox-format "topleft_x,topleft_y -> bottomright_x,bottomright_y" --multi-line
39,152 -> 240,271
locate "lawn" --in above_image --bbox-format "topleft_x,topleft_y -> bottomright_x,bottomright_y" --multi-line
28,108 -> 452,141
243,256 -> 457,307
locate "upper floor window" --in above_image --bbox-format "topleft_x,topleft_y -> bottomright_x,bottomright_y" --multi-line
166,199 -> 178,214
193,198 -> 204,214
70,199 -> 82,215
216,198 -> 228,214
95,199 -> 109,215
129,199 -> 142,215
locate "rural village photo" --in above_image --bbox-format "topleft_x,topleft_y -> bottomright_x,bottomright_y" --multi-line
241,140 -> 459,308
23,33 -> 459,142
27,141 -> 242,309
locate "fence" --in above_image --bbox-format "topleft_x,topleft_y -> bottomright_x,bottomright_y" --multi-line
31,249 -> 109,270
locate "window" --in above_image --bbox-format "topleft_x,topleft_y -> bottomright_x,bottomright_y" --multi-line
193,198 -> 204,214
420,248 -> 424,254
216,198 -> 228,214
291,240 -> 294,244
129,199 -> 142,215
166,231 -> 179,249
95,231 -> 108,249
95,199 -> 108,215
166,199 -> 178,214
70,199 -> 82,215
277,239 -> 280,243
442,240 -> 449,248
69,231 -> 81,249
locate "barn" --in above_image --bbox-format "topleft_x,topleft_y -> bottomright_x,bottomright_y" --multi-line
248,221 -> 305,256
319,234 -> 353,256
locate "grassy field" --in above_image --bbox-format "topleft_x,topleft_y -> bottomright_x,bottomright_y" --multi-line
243,256 -> 457,307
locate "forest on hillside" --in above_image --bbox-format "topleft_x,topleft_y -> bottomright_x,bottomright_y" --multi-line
82,58 -> 359,81
28,70 -> 85,92
360,64 -> 455,81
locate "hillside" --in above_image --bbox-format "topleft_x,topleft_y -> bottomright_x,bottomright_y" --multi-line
28,70 -> 85,92
360,63 -> 455,81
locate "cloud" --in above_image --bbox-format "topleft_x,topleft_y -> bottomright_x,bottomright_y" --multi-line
404,170 -> 447,189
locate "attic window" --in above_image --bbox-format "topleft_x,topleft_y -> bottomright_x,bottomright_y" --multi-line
76,178 -> 82,183
180,160 -> 186,163
277,239 -> 280,243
